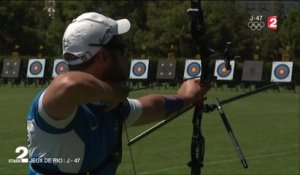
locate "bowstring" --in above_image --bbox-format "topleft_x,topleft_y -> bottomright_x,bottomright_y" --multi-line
123,122 -> 137,175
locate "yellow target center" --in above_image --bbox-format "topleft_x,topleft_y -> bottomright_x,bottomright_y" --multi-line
137,66 -> 142,72
59,66 -> 65,71
33,65 -> 39,71
221,67 -> 227,73
279,69 -> 285,75
191,67 -> 197,73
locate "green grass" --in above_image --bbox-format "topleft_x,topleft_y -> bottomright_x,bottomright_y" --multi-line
0,85 -> 299,175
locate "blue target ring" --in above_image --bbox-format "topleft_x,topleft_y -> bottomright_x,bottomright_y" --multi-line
132,62 -> 146,77
30,61 -> 43,75
55,62 -> 68,75
187,62 -> 201,77
217,63 -> 231,77
274,64 -> 290,79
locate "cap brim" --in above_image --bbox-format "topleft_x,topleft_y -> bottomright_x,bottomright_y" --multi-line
116,19 -> 131,35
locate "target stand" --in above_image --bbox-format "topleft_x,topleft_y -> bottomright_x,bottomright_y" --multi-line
271,61 -> 295,92
184,59 -> 202,79
129,59 -> 150,90
240,60 -> 264,91
156,59 -> 177,89
25,58 -> 47,87
214,60 -> 236,91
1,59 -> 21,87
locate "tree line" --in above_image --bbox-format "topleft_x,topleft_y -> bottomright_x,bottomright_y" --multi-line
0,1 -> 299,62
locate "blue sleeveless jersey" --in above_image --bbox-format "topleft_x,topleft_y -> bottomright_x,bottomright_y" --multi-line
27,90 -> 140,175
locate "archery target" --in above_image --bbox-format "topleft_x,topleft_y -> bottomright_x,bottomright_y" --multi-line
1,59 -> 20,78
242,60 -> 264,82
184,59 -> 201,79
271,61 -> 293,82
214,60 -> 235,80
52,59 -> 69,77
27,59 -> 45,78
156,59 -> 176,80
129,59 -> 149,79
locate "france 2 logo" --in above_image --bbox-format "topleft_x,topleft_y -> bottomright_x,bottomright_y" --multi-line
267,16 -> 277,30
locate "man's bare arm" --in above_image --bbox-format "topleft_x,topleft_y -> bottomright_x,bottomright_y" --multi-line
43,71 -> 127,120
132,79 -> 210,126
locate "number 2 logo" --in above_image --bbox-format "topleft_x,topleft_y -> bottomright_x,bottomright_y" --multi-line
268,16 -> 277,30
15,146 -> 28,159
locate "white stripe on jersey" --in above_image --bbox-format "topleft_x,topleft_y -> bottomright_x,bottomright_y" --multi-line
125,98 -> 143,126
38,90 -> 77,129
27,120 -> 84,173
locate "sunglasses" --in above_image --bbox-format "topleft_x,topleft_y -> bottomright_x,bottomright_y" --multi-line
89,43 -> 128,57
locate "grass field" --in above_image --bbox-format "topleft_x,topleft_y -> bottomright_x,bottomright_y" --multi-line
0,85 -> 299,175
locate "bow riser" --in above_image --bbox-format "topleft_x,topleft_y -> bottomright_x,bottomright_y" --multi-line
187,0 -> 208,174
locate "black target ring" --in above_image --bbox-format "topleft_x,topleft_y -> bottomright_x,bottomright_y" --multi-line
29,61 -> 43,75
217,63 -> 231,77
55,62 -> 68,75
132,62 -> 146,77
187,62 -> 201,77
274,64 -> 290,80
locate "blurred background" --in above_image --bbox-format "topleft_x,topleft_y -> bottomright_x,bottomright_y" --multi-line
0,1 -> 299,175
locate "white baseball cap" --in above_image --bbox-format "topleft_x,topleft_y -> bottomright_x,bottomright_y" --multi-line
62,12 -> 131,65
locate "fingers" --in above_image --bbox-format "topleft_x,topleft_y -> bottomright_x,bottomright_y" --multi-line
185,78 -> 211,92
193,78 -> 201,84
200,82 -> 212,92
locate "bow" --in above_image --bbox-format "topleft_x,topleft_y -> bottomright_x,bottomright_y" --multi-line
125,1 -> 279,174
186,1 -> 211,174
126,1 -> 230,174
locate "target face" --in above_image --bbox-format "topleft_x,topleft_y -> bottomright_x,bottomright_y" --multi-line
241,60 -> 264,82
214,60 -> 235,80
129,59 -> 149,79
30,62 -> 42,75
184,59 -> 201,79
27,59 -> 45,78
156,59 -> 176,80
274,64 -> 289,79
271,61 -> 293,82
52,59 -> 69,77
1,59 -> 21,78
